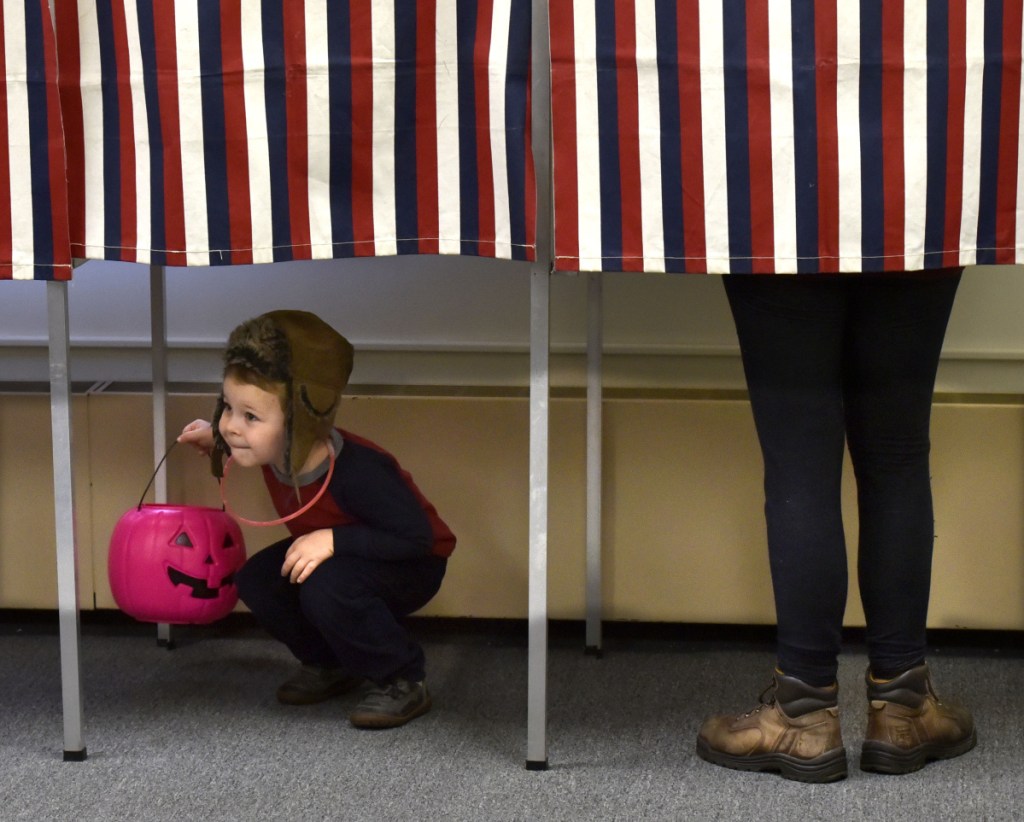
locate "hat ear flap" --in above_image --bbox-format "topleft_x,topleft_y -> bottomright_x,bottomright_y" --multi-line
287,382 -> 339,476
210,396 -> 230,478
299,383 -> 340,420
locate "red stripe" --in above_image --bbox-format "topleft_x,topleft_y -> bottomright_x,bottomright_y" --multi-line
153,7 -> 187,266
614,0 -> 643,271
415,0 -> 439,254
474,0 -> 496,257
0,7 -> 11,277
943,0 -> 967,268
678,0 -> 706,272
220,0 -> 252,264
55,1 -> 85,257
815,1 -> 839,272
350,1 -> 375,256
995,0 -> 1023,263
40,0 -> 71,274
108,0 -> 136,260
283,2 -> 310,259
549,0 -> 579,269
745,0 -> 774,273
881,0 -> 905,266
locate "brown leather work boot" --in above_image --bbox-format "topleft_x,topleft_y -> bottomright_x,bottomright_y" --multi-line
696,671 -> 848,783
860,663 -> 976,774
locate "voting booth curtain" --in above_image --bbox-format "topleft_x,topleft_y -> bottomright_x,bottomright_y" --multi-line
52,0 -> 536,268
9,1 -> 1024,280
549,0 -> 1024,275
0,0 -> 71,281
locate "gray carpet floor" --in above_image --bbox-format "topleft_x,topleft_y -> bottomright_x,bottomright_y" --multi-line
2,621 -> 1021,821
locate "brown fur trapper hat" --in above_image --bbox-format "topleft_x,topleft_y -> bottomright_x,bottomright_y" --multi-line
211,310 -> 353,479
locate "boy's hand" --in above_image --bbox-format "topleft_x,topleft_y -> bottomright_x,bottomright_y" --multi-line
282,529 -> 335,584
178,419 -> 214,455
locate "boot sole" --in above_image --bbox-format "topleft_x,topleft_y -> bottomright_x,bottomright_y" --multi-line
696,736 -> 848,783
860,729 -> 977,774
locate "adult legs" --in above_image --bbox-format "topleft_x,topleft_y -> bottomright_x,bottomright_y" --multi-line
723,275 -> 850,686
842,272 -> 961,677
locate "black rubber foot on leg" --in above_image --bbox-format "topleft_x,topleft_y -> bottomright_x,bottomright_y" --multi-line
63,748 -> 87,762
157,639 -> 176,650
584,645 -> 603,658
525,759 -> 549,771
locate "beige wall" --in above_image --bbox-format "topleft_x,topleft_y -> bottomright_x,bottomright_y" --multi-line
1,390 -> 1022,629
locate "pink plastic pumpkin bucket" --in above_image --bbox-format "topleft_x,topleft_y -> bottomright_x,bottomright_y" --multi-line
109,504 -> 246,625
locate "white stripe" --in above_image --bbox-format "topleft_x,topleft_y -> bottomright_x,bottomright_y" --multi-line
698,0 -> 730,272
306,0 -> 333,258
1017,8 -> 1024,263
78,1 -> 105,260
5,2 -> 33,278
959,9 -> 985,265
122,1 -> 150,264
489,0 -> 513,259
573,0 -> 603,270
436,2 -> 461,254
835,2 -> 861,272
903,1 -> 929,271
635,0 -> 665,273
174,0 -> 209,265
371,0 -> 396,255
240,4 -> 273,263
768,0 -> 797,273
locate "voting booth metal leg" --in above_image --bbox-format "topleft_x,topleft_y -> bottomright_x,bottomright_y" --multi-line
527,268 -> 550,770
150,265 -> 175,649
585,272 -> 603,656
48,281 -> 87,761
526,0 -> 552,770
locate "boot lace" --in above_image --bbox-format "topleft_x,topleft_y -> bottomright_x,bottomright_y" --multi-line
738,681 -> 777,718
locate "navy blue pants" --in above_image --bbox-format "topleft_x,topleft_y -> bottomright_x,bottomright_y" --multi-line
723,271 -> 961,686
236,538 -> 446,684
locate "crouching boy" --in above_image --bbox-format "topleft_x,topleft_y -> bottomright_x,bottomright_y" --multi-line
180,310 -> 455,728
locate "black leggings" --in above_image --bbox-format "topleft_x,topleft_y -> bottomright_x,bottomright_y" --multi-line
723,270 -> 961,686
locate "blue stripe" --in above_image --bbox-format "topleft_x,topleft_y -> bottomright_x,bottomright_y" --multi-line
790,0 -> 819,273
136,2 -> 165,265
923,0 -> 950,268
655,0 -> 685,273
504,0 -> 531,261
327,3 -> 354,257
394,0 -> 419,255
261,2 -> 293,262
456,0 -> 479,256
94,0 -> 121,260
975,0 -> 1004,264
722,0 -> 751,274
198,6 -> 231,264
24,0 -> 54,276
594,1 -> 622,272
859,0 -> 885,271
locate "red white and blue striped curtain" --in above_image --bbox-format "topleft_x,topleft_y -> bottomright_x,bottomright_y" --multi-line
0,0 -> 71,281
55,0 -> 535,267
551,0 -> 1024,274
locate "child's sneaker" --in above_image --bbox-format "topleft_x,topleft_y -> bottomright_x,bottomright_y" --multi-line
349,679 -> 431,729
276,664 -> 362,705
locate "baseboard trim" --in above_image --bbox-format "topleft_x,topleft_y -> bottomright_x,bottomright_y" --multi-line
3,609 -> 1021,657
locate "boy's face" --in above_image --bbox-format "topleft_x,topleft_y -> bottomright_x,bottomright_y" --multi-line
219,375 -> 288,472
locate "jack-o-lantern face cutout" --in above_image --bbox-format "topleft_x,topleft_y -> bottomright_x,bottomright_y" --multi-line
109,505 -> 247,625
